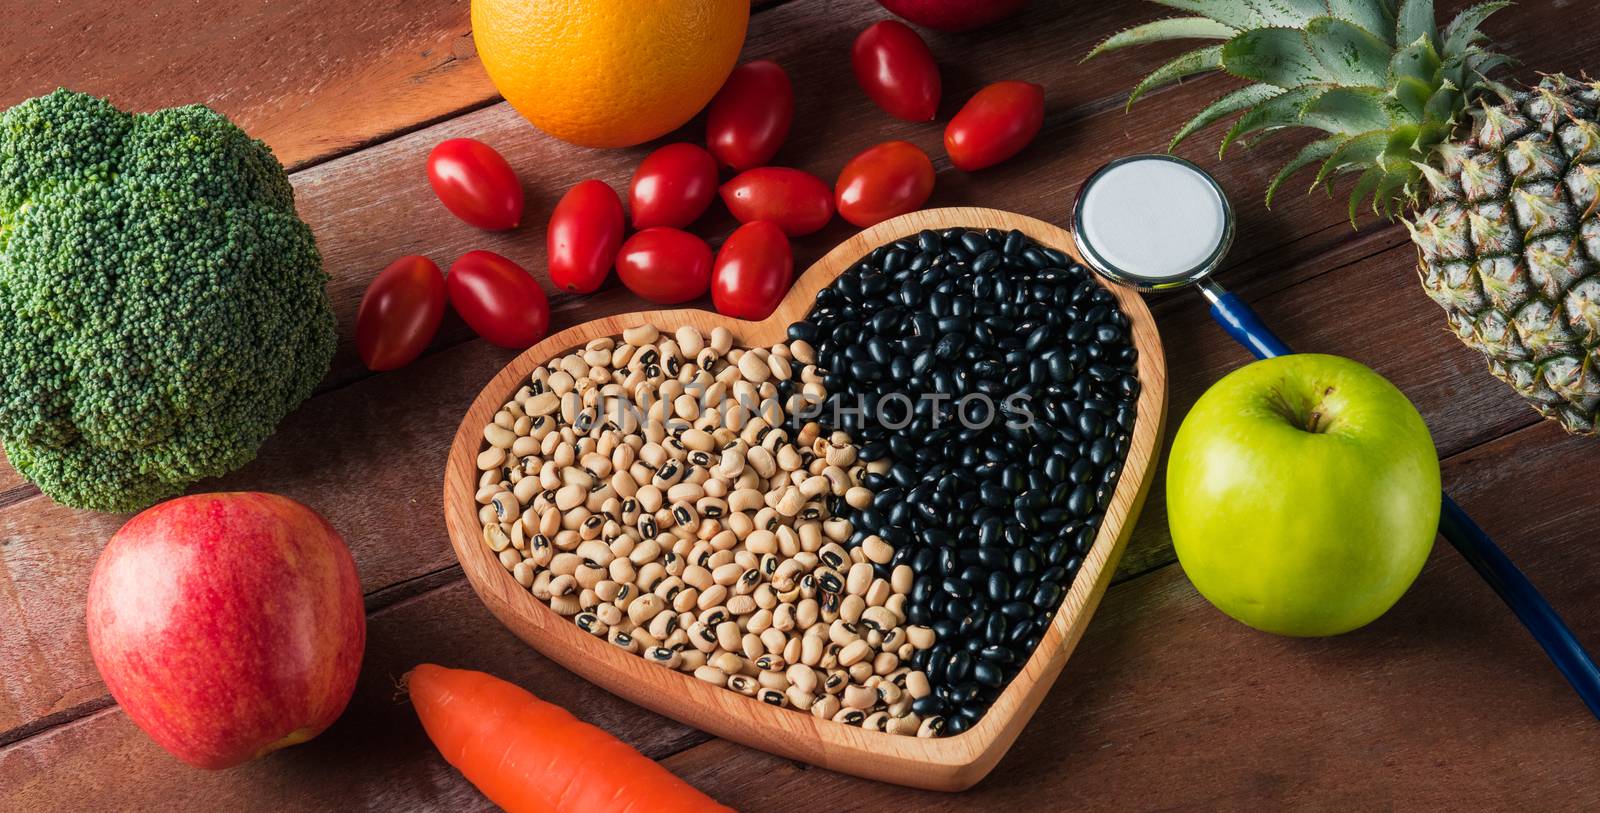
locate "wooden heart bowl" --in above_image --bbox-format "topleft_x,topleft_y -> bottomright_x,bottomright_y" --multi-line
444,207 -> 1168,791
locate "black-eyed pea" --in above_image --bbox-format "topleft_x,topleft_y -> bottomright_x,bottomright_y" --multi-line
531,571 -> 554,601
747,608 -> 773,634
741,633 -> 764,660
512,559 -> 538,587
697,584 -> 728,611
861,605 -> 897,634
672,586 -> 701,614
652,576 -> 684,604
838,639 -> 872,667
905,670 -> 933,701
742,528 -> 777,555
873,651 -> 899,675
773,487 -> 805,517
754,653 -> 786,672
693,664 -> 726,685
575,612 -> 608,637
816,543 -> 847,571
800,632 -> 825,666
527,534 -> 554,567
687,623 -> 718,653
626,593 -> 665,626
576,539 -> 614,568
711,561 -> 743,586
608,557 -> 637,585
772,603 -> 797,632
758,627 -> 787,655
839,594 -> 866,625
595,603 -> 623,628
876,680 -> 903,706
648,609 -> 678,640
484,424 -> 516,449
678,649 -> 707,672
847,661 -> 874,683
821,517 -> 853,542
641,646 -> 680,669
782,636 -> 803,666
905,625 -> 937,651
844,566 -> 870,598
715,621 -> 743,652
681,563 -> 714,590
630,628 -> 662,651
712,651 -> 745,676
863,627 -> 884,648
549,594 -> 583,616
595,579 -> 622,603
812,694 -> 842,721
880,626 -> 907,651
483,523 -> 512,553
731,568 -> 761,596
786,686 -> 816,710
637,562 -> 668,592
575,565 -> 606,591
796,598 -> 820,629
718,674 -> 757,698
832,707 -> 867,726
862,711 -> 891,733
477,446 -> 507,471
754,582 -> 778,610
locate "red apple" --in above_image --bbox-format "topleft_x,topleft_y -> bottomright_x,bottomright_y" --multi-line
87,492 -> 365,769
877,0 -> 1029,31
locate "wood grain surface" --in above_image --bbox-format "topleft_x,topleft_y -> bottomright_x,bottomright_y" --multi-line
2,0 -> 1597,809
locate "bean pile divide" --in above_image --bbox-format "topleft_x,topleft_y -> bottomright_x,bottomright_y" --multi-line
787,227 -> 1140,735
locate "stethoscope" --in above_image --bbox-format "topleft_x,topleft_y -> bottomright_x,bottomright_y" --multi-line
1071,153 -> 1600,720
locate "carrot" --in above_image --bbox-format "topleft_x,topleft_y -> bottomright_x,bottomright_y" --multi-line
406,664 -> 736,813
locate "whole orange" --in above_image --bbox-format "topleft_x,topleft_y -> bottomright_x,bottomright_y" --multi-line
472,0 -> 750,148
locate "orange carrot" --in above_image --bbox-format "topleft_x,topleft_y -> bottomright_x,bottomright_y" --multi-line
407,664 -> 736,813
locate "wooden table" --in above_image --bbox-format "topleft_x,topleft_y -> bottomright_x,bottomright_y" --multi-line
3,1 -> 1598,809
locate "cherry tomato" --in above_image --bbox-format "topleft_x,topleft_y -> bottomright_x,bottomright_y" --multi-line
944,81 -> 1045,171
851,21 -> 941,122
629,143 -> 719,229
615,228 -> 713,305
835,141 -> 936,228
548,179 -> 624,294
355,256 -> 446,371
719,167 -> 835,237
705,61 -> 794,171
426,138 -> 524,230
446,250 -> 550,348
712,221 -> 794,321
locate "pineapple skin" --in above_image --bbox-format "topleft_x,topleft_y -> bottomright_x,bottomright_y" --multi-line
1412,75 -> 1600,434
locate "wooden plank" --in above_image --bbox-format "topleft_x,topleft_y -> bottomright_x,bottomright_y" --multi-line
0,579 -> 707,812
0,0 -> 784,171
662,424 -> 1600,810
0,0 -> 487,170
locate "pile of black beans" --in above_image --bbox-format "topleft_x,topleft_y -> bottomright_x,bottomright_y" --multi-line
782,227 -> 1139,736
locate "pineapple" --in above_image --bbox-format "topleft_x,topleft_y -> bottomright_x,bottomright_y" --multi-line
1090,1 -> 1600,433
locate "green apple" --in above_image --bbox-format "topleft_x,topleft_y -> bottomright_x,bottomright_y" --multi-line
1166,354 -> 1440,637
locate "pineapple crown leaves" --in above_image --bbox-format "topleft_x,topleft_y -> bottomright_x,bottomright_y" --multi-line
1087,0 -> 1513,221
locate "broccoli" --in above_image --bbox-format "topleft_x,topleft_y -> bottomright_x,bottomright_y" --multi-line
0,89 -> 335,512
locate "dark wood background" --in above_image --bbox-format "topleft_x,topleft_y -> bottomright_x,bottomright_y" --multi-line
2,0 -> 1597,808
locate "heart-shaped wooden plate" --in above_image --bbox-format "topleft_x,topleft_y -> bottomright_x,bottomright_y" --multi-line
444,207 -> 1167,791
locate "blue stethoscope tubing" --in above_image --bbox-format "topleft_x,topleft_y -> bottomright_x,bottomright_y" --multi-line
1201,276 -> 1600,720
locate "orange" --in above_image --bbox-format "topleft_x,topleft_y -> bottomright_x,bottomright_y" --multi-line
472,0 -> 750,149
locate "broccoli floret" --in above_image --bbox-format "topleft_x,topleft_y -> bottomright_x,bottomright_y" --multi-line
0,90 -> 335,512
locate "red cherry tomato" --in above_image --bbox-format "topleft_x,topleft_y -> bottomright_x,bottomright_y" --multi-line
712,221 -> 794,321
851,21 -> 941,122
705,61 -> 794,171
355,256 -> 446,371
629,143 -> 719,229
944,81 -> 1045,172
426,138 -> 524,230
446,251 -> 550,348
615,228 -> 713,305
548,179 -> 624,294
719,167 -> 835,237
835,141 -> 936,228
